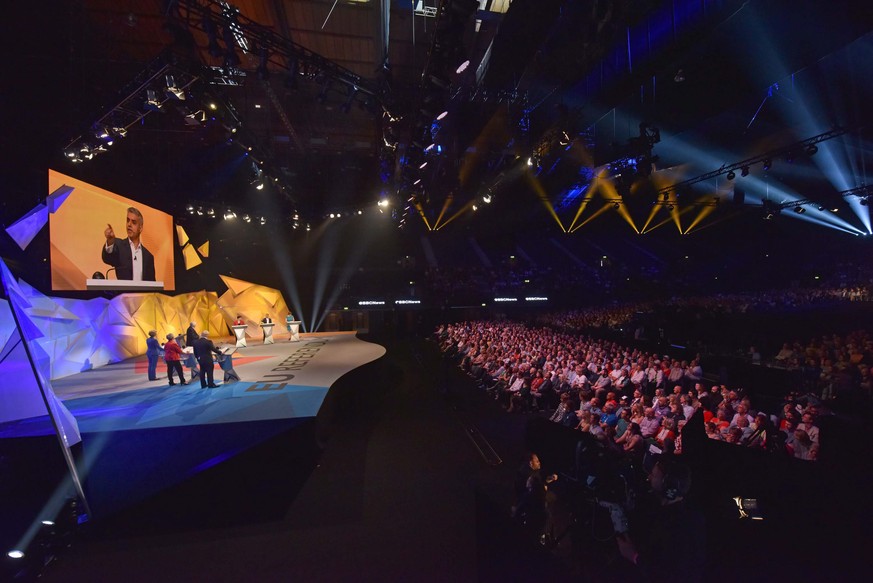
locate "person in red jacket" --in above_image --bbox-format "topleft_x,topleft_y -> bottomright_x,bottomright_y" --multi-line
164,333 -> 187,386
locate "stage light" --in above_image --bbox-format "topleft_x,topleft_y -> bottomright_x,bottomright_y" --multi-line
741,166 -> 750,177
726,170 -> 736,180
223,210 -> 236,220
419,161 -> 427,169
337,213 -> 342,218
861,198 -> 869,206
306,224 -> 311,231
413,179 -> 421,185
762,159 -> 772,171
186,204 -> 195,214
831,207 -> 839,212
806,144 -> 818,156
145,89 -> 163,112
357,210 -> 362,215
165,75 -> 185,100
40,520 -> 55,526
472,204 -> 478,211
7,550 -> 24,559
242,214 -> 251,222
526,157 -> 533,167
255,182 -> 264,190
436,111 -> 448,120
483,194 -> 492,204
196,207 -> 203,216
456,59 -> 470,74
207,208 -> 215,217
425,143 -> 435,152
793,205 -> 806,214
208,102 -> 218,110
613,202 -> 620,209
329,213 -> 335,218
259,216 -> 266,225
378,199 -> 389,207
667,204 -> 674,211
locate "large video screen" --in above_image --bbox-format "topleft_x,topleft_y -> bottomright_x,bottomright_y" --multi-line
48,169 -> 175,291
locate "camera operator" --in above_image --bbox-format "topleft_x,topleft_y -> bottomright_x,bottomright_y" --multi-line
614,456 -> 705,583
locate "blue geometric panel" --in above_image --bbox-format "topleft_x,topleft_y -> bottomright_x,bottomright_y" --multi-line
4,203 -> 48,250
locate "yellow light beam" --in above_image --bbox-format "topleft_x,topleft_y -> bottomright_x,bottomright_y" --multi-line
432,195 -> 453,230
525,173 -> 566,232
567,179 -> 598,232
640,203 -> 661,233
436,200 -> 476,230
414,203 -> 432,231
642,206 -> 696,234
683,205 -> 717,234
572,202 -> 613,231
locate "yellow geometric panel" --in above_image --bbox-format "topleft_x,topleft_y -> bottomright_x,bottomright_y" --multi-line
175,224 -> 190,247
217,276 -> 291,339
197,240 -> 209,258
182,245 -> 203,270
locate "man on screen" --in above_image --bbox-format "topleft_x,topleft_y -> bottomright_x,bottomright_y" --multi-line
101,207 -> 155,281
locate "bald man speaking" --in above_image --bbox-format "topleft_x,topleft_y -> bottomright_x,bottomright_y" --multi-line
101,207 -> 155,281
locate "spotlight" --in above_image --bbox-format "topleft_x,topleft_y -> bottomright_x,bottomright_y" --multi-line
243,214 -> 251,222
861,198 -> 869,206
207,208 -> 215,217
165,75 -> 186,100
526,157 -> 533,167
741,166 -> 750,177
223,210 -> 236,220
483,193 -> 492,204
762,159 -> 772,171
186,204 -> 195,214
413,179 -> 421,185
436,111 -> 448,121
357,210 -> 362,215
255,182 -> 264,190
806,144 -> 818,156
425,143 -> 435,152
259,216 -> 266,225
472,204 -> 478,211
793,205 -> 806,214
329,213 -> 335,219
7,550 -> 24,559
378,199 -> 389,207
419,161 -> 427,169
666,204 -> 674,211
208,102 -> 218,110
613,202 -> 620,209
145,89 -> 163,112
831,207 -> 839,212
456,60 -> 470,74
726,170 -> 736,180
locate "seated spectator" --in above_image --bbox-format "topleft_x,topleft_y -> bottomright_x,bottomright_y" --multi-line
640,407 -> 660,438
705,421 -> 724,441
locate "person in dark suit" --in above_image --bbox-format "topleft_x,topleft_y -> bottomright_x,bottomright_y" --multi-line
186,322 -> 198,348
192,330 -> 222,388
101,207 -> 156,281
146,330 -> 161,381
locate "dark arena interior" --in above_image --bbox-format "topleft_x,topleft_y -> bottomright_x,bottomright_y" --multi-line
1,1 -> 873,581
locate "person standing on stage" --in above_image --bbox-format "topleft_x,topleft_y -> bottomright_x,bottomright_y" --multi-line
261,313 -> 273,340
146,330 -> 161,381
186,321 -> 198,348
163,333 -> 187,386
101,207 -> 156,281
193,330 -> 222,388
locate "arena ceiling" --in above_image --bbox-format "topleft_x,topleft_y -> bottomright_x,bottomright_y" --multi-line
4,0 -> 873,238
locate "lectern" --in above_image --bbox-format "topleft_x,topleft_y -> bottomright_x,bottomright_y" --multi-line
287,320 -> 302,342
231,324 -> 247,348
260,322 -> 275,345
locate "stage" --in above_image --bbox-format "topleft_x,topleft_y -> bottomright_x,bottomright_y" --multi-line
1,332 -> 386,437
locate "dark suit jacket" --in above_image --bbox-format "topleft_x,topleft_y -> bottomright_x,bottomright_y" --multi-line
102,238 -> 156,281
193,337 -> 221,364
186,326 -> 198,347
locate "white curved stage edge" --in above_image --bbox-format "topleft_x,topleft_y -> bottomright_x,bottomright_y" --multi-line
14,333 -> 386,435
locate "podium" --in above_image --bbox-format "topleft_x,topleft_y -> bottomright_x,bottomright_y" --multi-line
86,279 -> 165,292
260,322 -> 275,345
181,346 -> 199,381
287,320 -> 301,342
217,345 -> 240,382
231,325 -> 247,348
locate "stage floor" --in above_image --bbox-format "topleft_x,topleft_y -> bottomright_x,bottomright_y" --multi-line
1,333 -> 386,437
